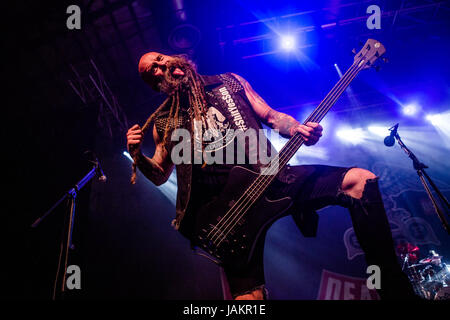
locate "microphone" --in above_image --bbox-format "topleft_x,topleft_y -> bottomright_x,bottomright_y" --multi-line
95,157 -> 107,182
83,150 -> 107,182
384,123 -> 399,147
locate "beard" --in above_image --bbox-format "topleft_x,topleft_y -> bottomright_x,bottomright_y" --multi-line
156,55 -> 199,96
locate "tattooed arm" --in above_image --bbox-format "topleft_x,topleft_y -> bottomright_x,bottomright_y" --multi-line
127,124 -> 174,186
231,73 -> 323,145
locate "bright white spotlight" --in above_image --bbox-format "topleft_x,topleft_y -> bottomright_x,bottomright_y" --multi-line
336,128 -> 366,145
426,114 -> 441,125
402,103 -> 419,116
123,150 -> 177,205
123,151 -> 133,161
280,35 -> 296,51
368,126 -> 389,137
425,111 -> 450,147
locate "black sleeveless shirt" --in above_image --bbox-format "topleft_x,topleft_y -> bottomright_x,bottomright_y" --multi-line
153,73 -> 276,238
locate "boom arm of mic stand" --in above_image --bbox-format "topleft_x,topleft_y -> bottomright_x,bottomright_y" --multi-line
394,133 -> 427,170
31,163 -> 99,299
31,165 -> 97,228
394,133 -> 450,234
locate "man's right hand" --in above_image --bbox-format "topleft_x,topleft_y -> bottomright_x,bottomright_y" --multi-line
126,124 -> 143,158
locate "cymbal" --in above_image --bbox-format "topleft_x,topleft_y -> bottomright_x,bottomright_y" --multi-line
420,256 -> 442,263
407,264 -> 426,268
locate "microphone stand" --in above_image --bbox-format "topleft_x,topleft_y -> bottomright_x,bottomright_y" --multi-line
392,131 -> 450,234
31,159 -> 105,299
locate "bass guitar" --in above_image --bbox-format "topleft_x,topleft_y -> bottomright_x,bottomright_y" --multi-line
194,39 -> 386,271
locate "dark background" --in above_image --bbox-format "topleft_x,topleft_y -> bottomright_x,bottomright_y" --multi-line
4,0 -> 450,300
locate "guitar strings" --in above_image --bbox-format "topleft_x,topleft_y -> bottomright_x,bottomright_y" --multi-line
209,62 -> 362,246
213,65 -> 364,247
211,63 -> 363,247
210,62 -> 359,238
213,73 -> 365,248
208,61 -> 365,246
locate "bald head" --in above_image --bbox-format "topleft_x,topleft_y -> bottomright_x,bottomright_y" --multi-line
138,52 -> 167,74
138,52 -> 195,94
138,52 -> 156,74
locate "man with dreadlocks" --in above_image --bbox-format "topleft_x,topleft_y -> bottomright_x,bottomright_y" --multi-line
126,52 -> 418,300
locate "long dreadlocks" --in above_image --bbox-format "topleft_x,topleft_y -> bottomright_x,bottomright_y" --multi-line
131,54 -> 208,184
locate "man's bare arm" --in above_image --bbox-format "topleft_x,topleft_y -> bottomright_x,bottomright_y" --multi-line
231,73 -> 322,145
127,124 -> 174,186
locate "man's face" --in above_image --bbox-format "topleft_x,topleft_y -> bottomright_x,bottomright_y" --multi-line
138,52 -> 186,92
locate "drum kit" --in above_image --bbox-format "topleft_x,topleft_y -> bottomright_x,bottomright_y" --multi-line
397,243 -> 450,300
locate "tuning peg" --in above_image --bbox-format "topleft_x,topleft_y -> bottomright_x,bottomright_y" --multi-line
352,48 -> 357,54
382,57 -> 389,63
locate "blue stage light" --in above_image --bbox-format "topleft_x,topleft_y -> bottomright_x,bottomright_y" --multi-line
368,126 -> 389,137
280,35 -> 296,51
336,127 -> 366,145
402,103 -> 419,116
425,111 -> 450,145
426,114 -> 439,125
123,151 -> 133,161
123,150 -> 177,205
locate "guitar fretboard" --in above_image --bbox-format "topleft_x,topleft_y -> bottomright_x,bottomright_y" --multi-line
249,60 -> 366,200
211,39 -> 386,248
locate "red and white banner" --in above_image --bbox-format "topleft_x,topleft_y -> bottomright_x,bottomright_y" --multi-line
317,269 -> 379,300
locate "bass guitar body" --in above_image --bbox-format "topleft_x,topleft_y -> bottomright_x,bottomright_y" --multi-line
193,166 -> 292,272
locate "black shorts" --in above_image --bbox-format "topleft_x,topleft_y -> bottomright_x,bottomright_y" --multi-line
223,164 -> 353,298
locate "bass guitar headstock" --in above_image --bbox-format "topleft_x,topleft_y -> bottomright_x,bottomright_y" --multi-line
353,39 -> 387,70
